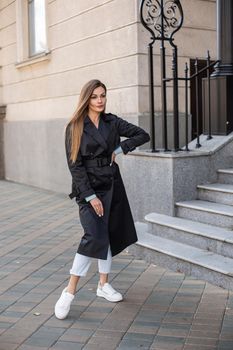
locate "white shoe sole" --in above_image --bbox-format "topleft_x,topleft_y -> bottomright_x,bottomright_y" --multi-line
96,289 -> 123,302
55,311 -> 69,320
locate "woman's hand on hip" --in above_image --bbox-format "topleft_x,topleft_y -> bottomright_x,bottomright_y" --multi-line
110,152 -> 116,166
90,197 -> 104,217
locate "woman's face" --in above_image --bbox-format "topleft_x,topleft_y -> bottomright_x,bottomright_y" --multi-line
88,86 -> 106,115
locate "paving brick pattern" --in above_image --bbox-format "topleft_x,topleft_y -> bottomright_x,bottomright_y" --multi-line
0,180 -> 233,350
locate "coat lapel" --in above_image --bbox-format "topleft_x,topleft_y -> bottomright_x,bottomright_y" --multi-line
99,116 -> 115,143
84,115 -> 108,151
100,113 -> 116,142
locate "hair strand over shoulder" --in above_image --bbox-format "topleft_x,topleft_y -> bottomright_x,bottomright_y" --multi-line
66,79 -> 106,163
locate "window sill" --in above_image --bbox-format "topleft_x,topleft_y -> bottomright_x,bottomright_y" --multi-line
15,51 -> 51,68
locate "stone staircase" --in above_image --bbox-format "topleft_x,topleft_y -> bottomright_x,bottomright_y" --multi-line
131,168 -> 233,290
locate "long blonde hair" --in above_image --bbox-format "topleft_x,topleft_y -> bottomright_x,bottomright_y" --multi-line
66,79 -> 106,163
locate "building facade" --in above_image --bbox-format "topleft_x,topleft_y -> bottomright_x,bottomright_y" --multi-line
0,0 -> 216,199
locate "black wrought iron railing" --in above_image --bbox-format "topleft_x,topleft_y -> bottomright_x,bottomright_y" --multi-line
140,0 -> 183,152
140,0 -> 218,152
165,53 -> 219,151
188,56 -> 219,150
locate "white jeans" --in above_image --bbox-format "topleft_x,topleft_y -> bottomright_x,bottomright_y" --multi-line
69,246 -> 112,277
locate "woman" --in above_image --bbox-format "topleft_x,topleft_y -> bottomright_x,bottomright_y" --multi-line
55,79 -> 150,319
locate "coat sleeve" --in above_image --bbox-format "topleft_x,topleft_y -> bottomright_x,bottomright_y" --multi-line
115,116 -> 150,154
65,126 -> 96,200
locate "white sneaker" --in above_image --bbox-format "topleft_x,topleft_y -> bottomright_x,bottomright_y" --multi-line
54,287 -> 74,319
96,282 -> 123,302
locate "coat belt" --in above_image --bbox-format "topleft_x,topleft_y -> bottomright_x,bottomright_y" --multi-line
83,156 -> 112,168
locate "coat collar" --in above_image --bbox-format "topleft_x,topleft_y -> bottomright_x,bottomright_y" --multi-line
83,113 -> 112,151
84,112 -> 114,125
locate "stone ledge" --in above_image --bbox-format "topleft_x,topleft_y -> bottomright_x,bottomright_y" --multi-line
15,51 -> 51,69
130,133 -> 233,158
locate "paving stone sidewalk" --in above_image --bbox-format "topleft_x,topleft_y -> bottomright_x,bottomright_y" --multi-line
1,180 -> 233,350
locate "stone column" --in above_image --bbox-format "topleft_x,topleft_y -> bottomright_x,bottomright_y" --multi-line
203,0 -> 233,135
213,0 -> 233,76
0,105 -> 6,179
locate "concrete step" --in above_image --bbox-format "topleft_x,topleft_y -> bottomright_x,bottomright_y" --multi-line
131,222 -> 233,290
145,213 -> 233,258
218,168 -> 233,184
176,200 -> 233,229
197,183 -> 233,206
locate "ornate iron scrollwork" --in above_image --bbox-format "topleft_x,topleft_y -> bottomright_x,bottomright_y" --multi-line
140,0 -> 183,43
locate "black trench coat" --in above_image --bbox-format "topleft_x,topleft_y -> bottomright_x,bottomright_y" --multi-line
65,112 -> 150,259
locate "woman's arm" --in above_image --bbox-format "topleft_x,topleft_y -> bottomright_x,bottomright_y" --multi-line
115,116 -> 150,154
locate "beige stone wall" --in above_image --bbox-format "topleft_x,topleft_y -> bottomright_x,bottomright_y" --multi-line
0,0 -> 140,122
0,0 -> 216,120
0,0 -> 217,122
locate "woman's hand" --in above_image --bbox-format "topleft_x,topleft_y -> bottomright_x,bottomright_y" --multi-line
110,151 -> 116,166
90,197 -> 104,217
